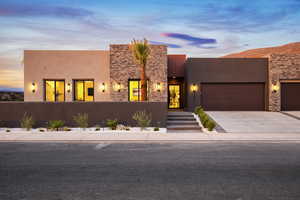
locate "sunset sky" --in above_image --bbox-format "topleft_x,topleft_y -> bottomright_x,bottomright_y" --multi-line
1,0 -> 300,90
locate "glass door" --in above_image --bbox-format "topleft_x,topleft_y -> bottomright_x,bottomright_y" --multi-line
168,84 -> 181,109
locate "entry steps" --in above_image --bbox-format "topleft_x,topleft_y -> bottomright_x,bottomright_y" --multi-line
167,112 -> 201,132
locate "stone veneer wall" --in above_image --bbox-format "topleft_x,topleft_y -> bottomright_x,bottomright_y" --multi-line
109,44 -> 168,102
268,54 -> 300,111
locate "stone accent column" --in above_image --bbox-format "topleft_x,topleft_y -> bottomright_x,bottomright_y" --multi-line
268,54 -> 300,111
109,44 -> 168,102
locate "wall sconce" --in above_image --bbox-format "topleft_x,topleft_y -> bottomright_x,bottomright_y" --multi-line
155,82 -> 162,92
66,83 -> 71,93
114,83 -> 122,92
100,83 -> 106,92
272,82 -> 279,93
191,84 -> 198,93
31,82 -> 36,93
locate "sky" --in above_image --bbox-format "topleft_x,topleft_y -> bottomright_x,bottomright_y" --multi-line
1,0 -> 300,90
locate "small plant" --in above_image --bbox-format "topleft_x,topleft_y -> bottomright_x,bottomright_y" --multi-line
95,125 -> 101,131
6,129 -> 10,132
207,120 -> 216,131
106,119 -> 118,130
73,113 -> 89,130
194,106 -> 203,115
154,127 -> 159,131
48,120 -> 65,131
63,127 -> 71,131
125,127 -> 130,131
132,110 -> 152,130
20,113 -> 35,131
38,128 -> 45,132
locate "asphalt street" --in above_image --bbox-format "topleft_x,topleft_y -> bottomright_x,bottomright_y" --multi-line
0,142 -> 300,200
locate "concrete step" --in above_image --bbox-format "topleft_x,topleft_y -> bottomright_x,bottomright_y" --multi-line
167,125 -> 202,131
167,121 -> 199,126
168,117 -> 196,121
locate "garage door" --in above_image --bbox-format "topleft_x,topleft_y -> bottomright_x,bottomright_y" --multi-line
281,83 -> 300,111
201,83 -> 265,111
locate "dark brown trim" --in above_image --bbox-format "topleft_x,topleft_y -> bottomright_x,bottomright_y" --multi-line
43,79 -> 65,102
73,79 -> 95,102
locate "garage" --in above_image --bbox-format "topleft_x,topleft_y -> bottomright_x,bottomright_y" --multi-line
281,83 -> 300,111
201,83 -> 265,111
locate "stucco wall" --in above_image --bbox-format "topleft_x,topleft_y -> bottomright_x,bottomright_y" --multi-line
24,50 -> 110,102
268,54 -> 300,111
110,45 -> 168,102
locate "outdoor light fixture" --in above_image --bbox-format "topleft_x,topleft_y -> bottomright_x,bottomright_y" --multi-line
272,82 -> 279,93
31,82 -> 36,93
114,83 -> 122,92
191,84 -> 198,93
155,82 -> 162,92
66,83 -> 71,93
100,83 -> 106,92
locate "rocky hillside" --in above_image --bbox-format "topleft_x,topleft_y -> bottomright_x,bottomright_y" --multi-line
222,42 -> 300,58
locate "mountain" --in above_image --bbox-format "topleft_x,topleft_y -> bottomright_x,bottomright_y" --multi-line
222,42 -> 300,58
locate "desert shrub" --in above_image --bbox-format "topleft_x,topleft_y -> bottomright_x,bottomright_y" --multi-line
39,128 -> 45,132
95,125 -> 101,131
73,113 -> 88,129
194,106 -> 203,115
20,113 -> 35,131
6,129 -> 10,132
63,127 -> 71,131
48,120 -> 65,131
106,119 -> 118,130
207,120 -> 216,131
154,127 -> 159,131
132,110 -> 152,130
199,113 -> 209,128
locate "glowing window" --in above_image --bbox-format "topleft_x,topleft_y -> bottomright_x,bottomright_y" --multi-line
74,80 -> 94,101
128,79 -> 149,101
44,80 -> 65,102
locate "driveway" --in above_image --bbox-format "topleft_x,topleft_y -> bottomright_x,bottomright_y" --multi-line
206,111 -> 300,133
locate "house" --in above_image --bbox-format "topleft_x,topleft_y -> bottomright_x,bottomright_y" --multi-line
24,44 -> 300,112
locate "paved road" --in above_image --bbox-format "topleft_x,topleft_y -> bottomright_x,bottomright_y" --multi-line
1,142 -> 300,200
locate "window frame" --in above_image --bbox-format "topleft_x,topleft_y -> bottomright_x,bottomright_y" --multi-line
128,79 -> 149,101
73,79 -> 95,102
44,79 -> 65,102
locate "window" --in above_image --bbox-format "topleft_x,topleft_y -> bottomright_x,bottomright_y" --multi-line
74,80 -> 94,101
44,80 -> 65,102
128,79 -> 148,101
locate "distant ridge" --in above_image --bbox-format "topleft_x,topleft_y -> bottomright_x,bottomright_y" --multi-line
222,42 -> 300,58
0,87 -> 23,92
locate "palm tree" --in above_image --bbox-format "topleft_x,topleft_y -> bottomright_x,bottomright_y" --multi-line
130,39 -> 150,101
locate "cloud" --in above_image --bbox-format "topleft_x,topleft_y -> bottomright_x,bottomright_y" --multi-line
149,41 -> 182,48
161,33 -> 217,48
0,2 -> 93,18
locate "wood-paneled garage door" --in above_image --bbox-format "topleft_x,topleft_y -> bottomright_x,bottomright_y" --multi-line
201,83 -> 265,111
281,83 -> 300,111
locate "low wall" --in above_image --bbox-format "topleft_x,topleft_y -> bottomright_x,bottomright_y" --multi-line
0,102 -> 167,128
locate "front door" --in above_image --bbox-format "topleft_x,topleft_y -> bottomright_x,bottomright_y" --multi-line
168,84 -> 181,109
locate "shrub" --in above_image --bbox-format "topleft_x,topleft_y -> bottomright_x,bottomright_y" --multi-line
132,110 -> 152,130
199,113 -> 209,128
194,106 -> 203,114
63,127 -> 71,131
207,120 -> 216,131
95,125 -> 101,131
6,129 -> 10,132
20,113 -> 35,131
73,113 -> 88,129
39,128 -> 45,132
106,119 -> 118,130
154,127 -> 159,131
48,120 -> 65,131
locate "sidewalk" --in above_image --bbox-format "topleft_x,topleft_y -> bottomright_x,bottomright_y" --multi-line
1,131 -> 300,142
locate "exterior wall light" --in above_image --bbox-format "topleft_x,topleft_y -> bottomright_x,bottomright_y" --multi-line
100,83 -> 106,92
66,83 -> 71,93
271,82 -> 279,93
155,82 -> 162,92
31,82 -> 36,93
114,83 -> 122,92
191,84 -> 198,93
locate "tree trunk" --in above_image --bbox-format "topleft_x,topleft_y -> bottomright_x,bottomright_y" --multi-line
140,64 -> 147,101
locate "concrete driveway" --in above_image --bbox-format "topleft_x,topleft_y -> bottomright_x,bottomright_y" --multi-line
206,111 -> 300,133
